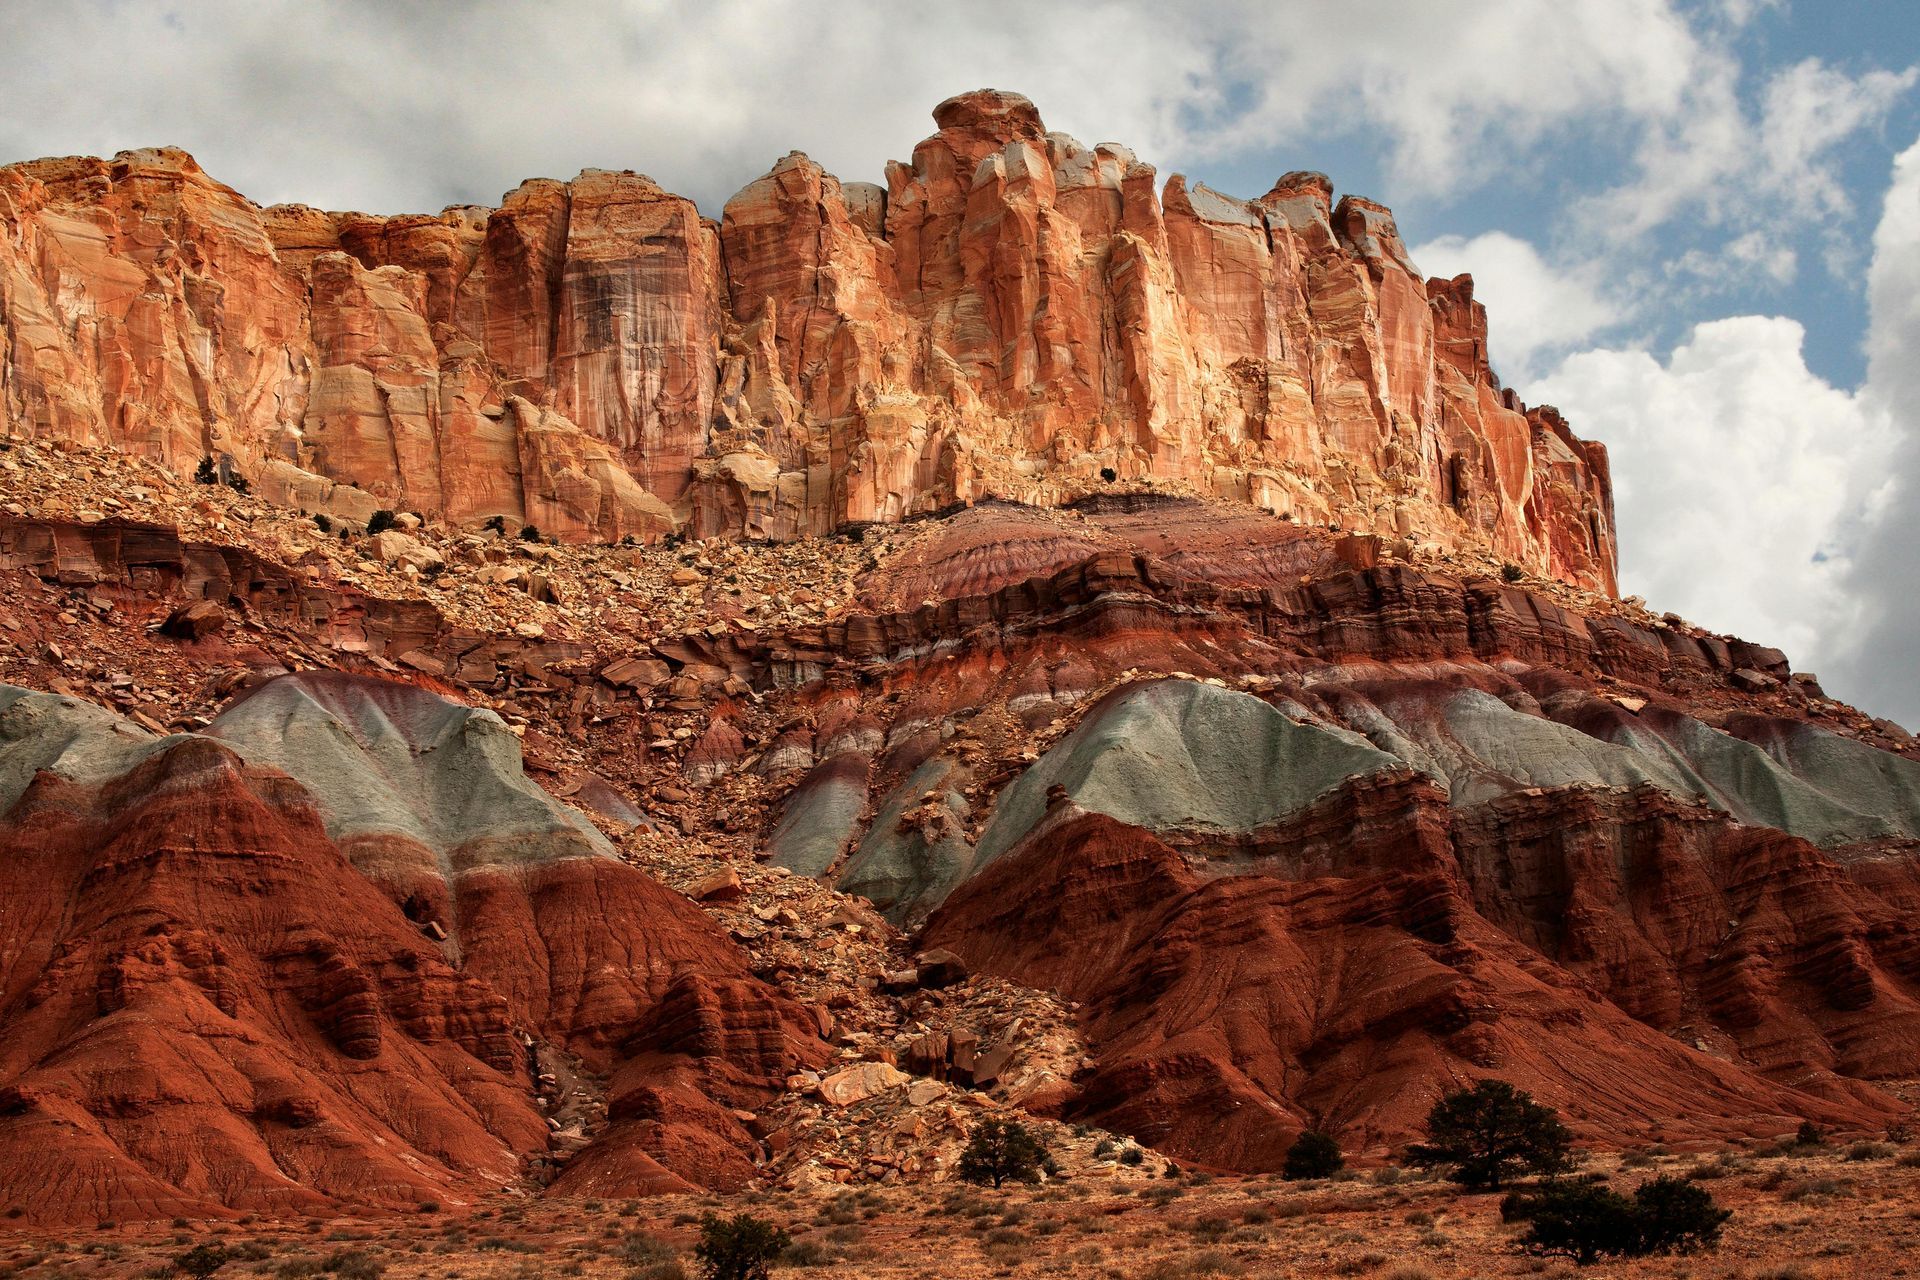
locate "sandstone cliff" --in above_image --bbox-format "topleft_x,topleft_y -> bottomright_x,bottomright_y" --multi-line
0,91 -> 1615,593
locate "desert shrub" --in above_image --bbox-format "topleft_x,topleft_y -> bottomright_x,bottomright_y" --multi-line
1780,1176 -> 1847,1203
1685,1154 -> 1745,1181
194,457 -> 219,485
1141,1250 -> 1242,1279
1099,467 -> 1118,483
273,1253 -> 382,1280
173,1245 -> 232,1278
1846,1141 -> 1894,1161
484,514 -> 507,533
1119,1147 -> 1145,1166
1795,1121 -> 1824,1146
959,1118 -> 1047,1189
620,1234 -> 677,1267
519,524 -> 541,542
365,510 -> 398,535
1501,563 -> 1525,583
1505,1175 -> 1729,1263
694,1213 -> 790,1280
1407,1080 -> 1572,1190
1283,1130 -> 1344,1180
321,1254 -> 382,1280
776,1238 -> 832,1267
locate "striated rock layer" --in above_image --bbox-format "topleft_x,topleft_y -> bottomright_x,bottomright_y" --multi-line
0,91 -> 1614,592
6,450 -> 1916,1202
0,677 -> 827,1225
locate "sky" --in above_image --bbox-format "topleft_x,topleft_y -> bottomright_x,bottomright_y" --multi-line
4,0 -> 1919,721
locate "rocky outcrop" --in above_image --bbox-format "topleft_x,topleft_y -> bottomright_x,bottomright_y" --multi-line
0,93 -> 1614,591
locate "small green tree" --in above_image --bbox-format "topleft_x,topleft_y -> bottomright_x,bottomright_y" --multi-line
172,1244 -> 233,1278
1407,1080 -> 1572,1190
366,509 -> 399,535
519,524 -> 542,542
1282,1129 -> 1344,1180
958,1117 -> 1047,1188
693,1212 -> 790,1280
194,457 -> 218,485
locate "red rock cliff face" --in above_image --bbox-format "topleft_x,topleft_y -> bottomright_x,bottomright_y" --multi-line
0,91 -> 1616,593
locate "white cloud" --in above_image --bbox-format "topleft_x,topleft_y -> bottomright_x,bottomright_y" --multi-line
1410,232 -> 1624,382
1,0 -> 1901,239
1177,0 -> 1703,195
1527,317 -> 1894,674
1479,129 -> 1920,728
1585,56 -> 1916,244
0,0 -> 1210,214
1757,60 -> 1918,221
1825,135 -> 1920,725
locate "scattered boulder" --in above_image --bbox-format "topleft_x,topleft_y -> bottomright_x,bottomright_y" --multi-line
601,655 -> 672,689
690,867 -> 745,903
914,949 -> 969,989
159,600 -> 225,640
816,1062 -> 909,1107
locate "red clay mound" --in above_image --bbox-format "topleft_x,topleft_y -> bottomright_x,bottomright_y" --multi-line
0,686 -> 827,1225
922,798 -> 1920,1171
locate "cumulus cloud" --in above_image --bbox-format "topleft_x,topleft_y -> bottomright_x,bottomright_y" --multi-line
0,0 -> 1211,213
1824,136 -> 1920,725
1527,134 -> 1920,726
1,0 -> 1904,235
1409,232 -> 1624,382
1529,319 -> 1894,675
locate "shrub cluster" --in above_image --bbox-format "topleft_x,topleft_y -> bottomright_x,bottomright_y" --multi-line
1503,1175 -> 1730,1263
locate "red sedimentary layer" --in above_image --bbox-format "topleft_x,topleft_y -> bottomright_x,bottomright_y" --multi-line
0,682 -> 827,1225
920,793 -> 1920,1171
